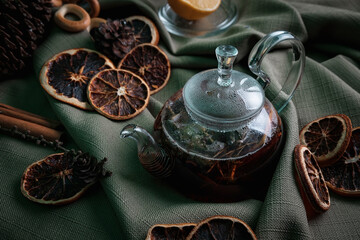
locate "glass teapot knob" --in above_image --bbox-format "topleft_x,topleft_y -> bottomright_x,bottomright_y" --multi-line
216,45 -> 238,87
248,31 -> 305,112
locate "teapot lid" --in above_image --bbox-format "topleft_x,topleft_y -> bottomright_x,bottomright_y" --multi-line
183,45 -> 265,131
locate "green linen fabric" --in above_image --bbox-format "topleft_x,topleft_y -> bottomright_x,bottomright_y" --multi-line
1,0 -> 360,239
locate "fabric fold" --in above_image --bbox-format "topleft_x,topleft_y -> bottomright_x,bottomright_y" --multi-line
1,0 -> 360,239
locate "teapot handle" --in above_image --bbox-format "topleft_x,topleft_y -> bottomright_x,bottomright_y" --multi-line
248,31 -> 305,113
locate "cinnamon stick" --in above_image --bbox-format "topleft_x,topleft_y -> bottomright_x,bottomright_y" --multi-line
0,103 -> 61,129
0,103 -> 64,142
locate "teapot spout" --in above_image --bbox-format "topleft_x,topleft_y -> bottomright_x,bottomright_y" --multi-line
120,124 -> 174,179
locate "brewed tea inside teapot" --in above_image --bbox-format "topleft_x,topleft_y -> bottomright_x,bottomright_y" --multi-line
120,31 -> 305,202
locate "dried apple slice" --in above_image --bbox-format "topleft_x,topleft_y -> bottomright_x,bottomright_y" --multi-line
321,127 -> 360,196
40,48 -> 115,110
87,69 -> 150,120
294,145 -> 331,215
118,43 -> 171,95
299,114 -> 352,167
186,215 -> 257,240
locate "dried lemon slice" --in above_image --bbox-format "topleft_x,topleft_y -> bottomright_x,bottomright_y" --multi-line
87,69 -> 150,120
294,145 -> 331,216
40,48 -> 115,110
322,127 -> 360,196
299,114 -> 352,167
168,0 -> 221,20
186,215 -> 257,240
118,43 -> 171,95
146,223 -> 196,240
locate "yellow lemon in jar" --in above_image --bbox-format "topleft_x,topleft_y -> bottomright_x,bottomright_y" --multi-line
168,0 -> 221,20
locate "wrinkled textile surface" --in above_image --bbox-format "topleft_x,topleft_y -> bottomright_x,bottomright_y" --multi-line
1,0 -> 360,239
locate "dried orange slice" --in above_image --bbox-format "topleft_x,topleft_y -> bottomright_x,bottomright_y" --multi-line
40,48 -> 115,110
186,215 -> 257,240
118,43 -> 171,95
90,16 -> 159,65
146,223 -> 196,240
299,114 -> 352,167
87,69 -> 150,120
21,152 -> 108,205
294,145 -> 331,215
125,16 -> 160,46
168,0 -> 221,20
321,127 -> 360,196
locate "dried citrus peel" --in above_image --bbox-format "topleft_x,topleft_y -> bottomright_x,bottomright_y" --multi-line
321,126 -> 360,196
118,43 -> 171,95
294,145 -> 331,215
146,223 -> 196,240
299,114 -> 352,167
90,16 -> 160,64
40,48 -> 115,110
146,215 -> 257,240
87,69 -> 150,120
186,215 -> 257,240
125,16 -> 159,46
21,152 -> 110,205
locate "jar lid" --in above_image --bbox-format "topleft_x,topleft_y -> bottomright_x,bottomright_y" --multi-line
183,45 -> 265,131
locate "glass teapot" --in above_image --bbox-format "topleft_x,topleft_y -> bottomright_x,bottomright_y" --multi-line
120,31 -> 305,202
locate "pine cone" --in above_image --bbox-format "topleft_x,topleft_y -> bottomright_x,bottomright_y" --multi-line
0,0 -> 53,78
90,19 -> 136,65
70,152 -> 111,184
